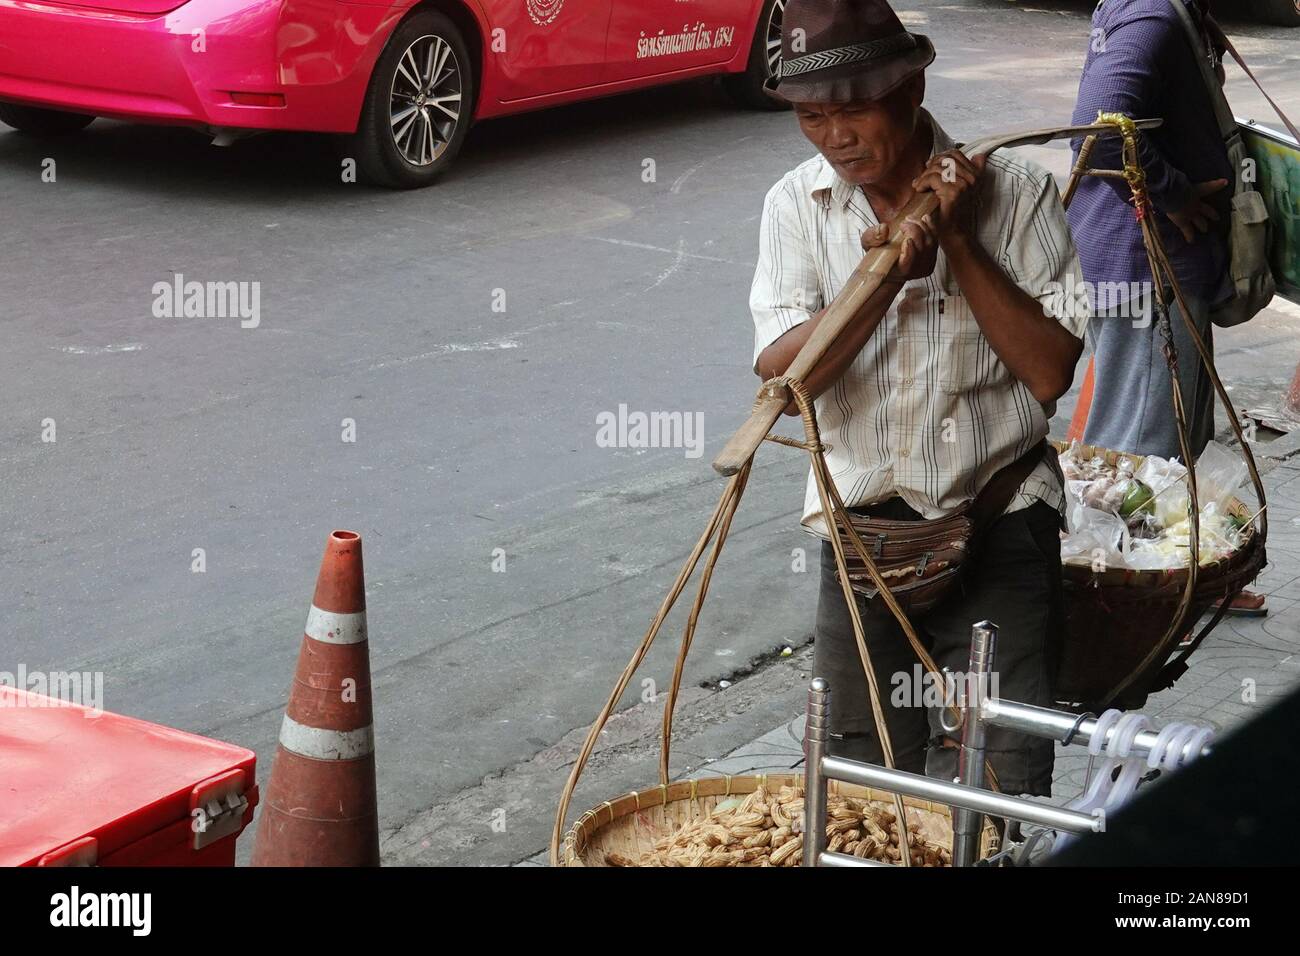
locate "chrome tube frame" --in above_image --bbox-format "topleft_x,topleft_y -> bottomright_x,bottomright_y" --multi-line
821,755 -> 1100,835
802,674 -> 1100,868
819,850 -> 892,868
979,697 -> 1214,763
801,620 -> 1214,867
803,677 -> 831,868
952,621 -> 997,867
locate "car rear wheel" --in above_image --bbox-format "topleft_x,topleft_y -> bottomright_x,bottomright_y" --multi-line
0,103 -> 95,135
723,0 -> 788,111
1253,0 -> 1300,26
346,10 -> 474,188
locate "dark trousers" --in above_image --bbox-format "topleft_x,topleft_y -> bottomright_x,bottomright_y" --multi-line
813,499 -> 1065,796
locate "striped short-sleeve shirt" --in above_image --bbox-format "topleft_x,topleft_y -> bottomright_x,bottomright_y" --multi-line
750,109 -> 1090,538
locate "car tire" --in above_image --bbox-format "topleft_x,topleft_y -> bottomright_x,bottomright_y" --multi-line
0,103 -> 95,135
346,9 -> 474,188
1253,0 -> 1300,26
723,0 -> 789,111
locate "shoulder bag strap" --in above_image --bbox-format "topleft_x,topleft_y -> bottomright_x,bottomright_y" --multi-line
968,440 -> 1052,538
1165,0 -> 1237,140
1212,25 -> 1300,144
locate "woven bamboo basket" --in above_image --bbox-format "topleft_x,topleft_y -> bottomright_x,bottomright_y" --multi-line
559,773 -> 1000,867
1054,441 -> 1266,711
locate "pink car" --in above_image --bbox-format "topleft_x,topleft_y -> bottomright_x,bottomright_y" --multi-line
0,0 -> 786,187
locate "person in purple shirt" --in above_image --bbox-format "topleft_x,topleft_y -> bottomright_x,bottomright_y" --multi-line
1069,0 -> 1265,615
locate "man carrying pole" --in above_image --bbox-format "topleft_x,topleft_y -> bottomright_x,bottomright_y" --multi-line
750,0 -> 1088,796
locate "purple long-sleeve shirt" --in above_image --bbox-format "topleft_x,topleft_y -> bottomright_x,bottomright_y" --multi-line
1068,0 -> 1231,306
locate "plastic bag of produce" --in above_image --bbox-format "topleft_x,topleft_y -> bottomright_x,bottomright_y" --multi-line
1059,441 -> 1110,482
1135,455 -> 1189,529
1062,480 -> 1131,568
1125,512 -> 1244,569
1194,441 -> 1248,517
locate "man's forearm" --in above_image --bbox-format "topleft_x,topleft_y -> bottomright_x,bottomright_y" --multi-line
942,234 -> 1082,403
757,277 -> 906,414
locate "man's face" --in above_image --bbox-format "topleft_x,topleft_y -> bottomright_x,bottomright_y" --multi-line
792,78 -> 923,187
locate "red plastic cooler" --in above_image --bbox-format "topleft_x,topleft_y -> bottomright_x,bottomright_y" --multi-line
0,686 -> 259,866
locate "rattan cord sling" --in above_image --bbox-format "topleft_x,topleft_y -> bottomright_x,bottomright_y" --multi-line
1068,114 -> 1268,708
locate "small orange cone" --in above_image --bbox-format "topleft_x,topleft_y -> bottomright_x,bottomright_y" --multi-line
252,530 -> 379,866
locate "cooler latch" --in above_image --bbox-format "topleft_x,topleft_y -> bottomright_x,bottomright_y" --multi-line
36,835 -> 98,867
189,769 -> 250,851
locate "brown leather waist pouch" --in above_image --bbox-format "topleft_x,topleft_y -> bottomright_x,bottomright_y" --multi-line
834,441 -> 1050,616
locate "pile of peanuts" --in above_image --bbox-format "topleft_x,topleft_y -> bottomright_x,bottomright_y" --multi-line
605,784 -> 953,867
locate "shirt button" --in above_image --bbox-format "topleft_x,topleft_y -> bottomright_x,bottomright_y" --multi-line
903,377 -> 913,386
900,449 -> 910,458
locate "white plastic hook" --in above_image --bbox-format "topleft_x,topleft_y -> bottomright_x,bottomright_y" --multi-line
1062,712 -> 1149,847
1146,721 -> 1184,769
1067,713 -> 1133,824
1088,709 -> 1123,756
1112,712 -> 1150,758
1165,723 -> 1203,770
1058,757 -> 1118,854
1055,715 -> 1214,857
1103,714 -> 1150,811
1180,727 -> 1213,766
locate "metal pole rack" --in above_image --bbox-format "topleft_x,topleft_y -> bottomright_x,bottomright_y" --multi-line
802,621 -> 1214,867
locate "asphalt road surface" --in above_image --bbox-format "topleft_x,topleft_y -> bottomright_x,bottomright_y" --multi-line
2,0 -> 1297,865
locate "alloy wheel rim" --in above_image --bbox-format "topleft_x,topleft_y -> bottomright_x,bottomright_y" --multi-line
389,34 -> 463,167
766,0 -> 786,79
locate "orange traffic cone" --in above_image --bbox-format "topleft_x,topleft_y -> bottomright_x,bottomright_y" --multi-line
1067,356 -> 1096,443
252,530 -> 379,866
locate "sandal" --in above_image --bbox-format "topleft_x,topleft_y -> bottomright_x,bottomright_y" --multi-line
1212,589 -> 1268,618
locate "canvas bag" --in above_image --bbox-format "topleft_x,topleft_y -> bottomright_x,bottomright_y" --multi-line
1167,0 -> 1297,327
